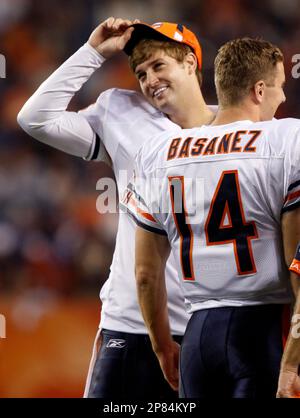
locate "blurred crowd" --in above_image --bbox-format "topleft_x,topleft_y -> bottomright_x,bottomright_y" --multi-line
1,0 -> 300,297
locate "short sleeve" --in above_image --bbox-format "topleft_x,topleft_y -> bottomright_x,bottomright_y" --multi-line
282,128 -> 300,214
120,148 -> 167,236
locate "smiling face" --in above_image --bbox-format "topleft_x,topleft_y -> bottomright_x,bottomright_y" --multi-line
134,49 -> 196,114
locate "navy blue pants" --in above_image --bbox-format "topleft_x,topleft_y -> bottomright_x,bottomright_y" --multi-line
179,304 -> 285,398
88,329 -> 182,399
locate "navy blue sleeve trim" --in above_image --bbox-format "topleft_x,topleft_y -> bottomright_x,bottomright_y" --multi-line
90,134 -> 101,160
127,182 -> 148,208
124,207 -> 167,236
281,200 -> 300,214
288,179 -> 300,192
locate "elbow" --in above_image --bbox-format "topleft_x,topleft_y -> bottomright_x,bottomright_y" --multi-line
135,265 -> 155,290
17,99 -> 41,135
17,104 -> 47,144
17,105 -> 31,132
136,269 -> 150,289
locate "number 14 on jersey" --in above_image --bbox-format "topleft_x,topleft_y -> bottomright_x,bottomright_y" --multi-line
168,170 -> 258,281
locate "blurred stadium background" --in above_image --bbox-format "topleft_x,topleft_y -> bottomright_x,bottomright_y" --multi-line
0,0 -> 299,397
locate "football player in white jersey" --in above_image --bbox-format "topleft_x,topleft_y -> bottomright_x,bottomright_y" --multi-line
131,37 -> 300,398
17,18 -> 215,398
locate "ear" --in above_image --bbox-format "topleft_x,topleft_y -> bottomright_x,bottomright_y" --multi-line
253,80 -> 265,104
185,52 -> 197,74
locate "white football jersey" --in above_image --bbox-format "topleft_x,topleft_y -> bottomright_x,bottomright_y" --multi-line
128,119 -> 300,312
18,43 -> 191,334
80,89 -> 192,333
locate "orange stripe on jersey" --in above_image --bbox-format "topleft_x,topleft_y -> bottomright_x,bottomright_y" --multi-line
289,258 -> 300,276
284,190 -> 300,203
137,207 -> 157,223
128,193 -> 157,224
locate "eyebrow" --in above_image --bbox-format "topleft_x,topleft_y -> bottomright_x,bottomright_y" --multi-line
135,69 -> 143,77
135,58 -> 165,77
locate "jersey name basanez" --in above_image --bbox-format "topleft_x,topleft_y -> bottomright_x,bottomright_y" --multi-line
128,119 -> 300,312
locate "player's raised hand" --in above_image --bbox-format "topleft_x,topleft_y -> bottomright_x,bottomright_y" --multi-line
88,17 -> 140,58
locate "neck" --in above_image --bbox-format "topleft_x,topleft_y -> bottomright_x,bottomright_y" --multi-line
167,92 -> 215,128
212,102 -> 260,126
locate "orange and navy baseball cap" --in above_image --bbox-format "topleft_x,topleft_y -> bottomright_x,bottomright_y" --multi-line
123,22 -> 202,70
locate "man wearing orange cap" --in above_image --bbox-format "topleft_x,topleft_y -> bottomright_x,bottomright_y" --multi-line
17,17 -> 214,398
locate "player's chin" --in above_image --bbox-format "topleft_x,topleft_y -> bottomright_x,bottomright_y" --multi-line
152,91 -> 170,108
153,96 -> 171,113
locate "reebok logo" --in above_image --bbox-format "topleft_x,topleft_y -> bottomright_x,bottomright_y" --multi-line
106,339 -> 126,348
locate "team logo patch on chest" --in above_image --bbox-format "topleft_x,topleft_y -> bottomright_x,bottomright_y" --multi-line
106,339 -> 126,348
